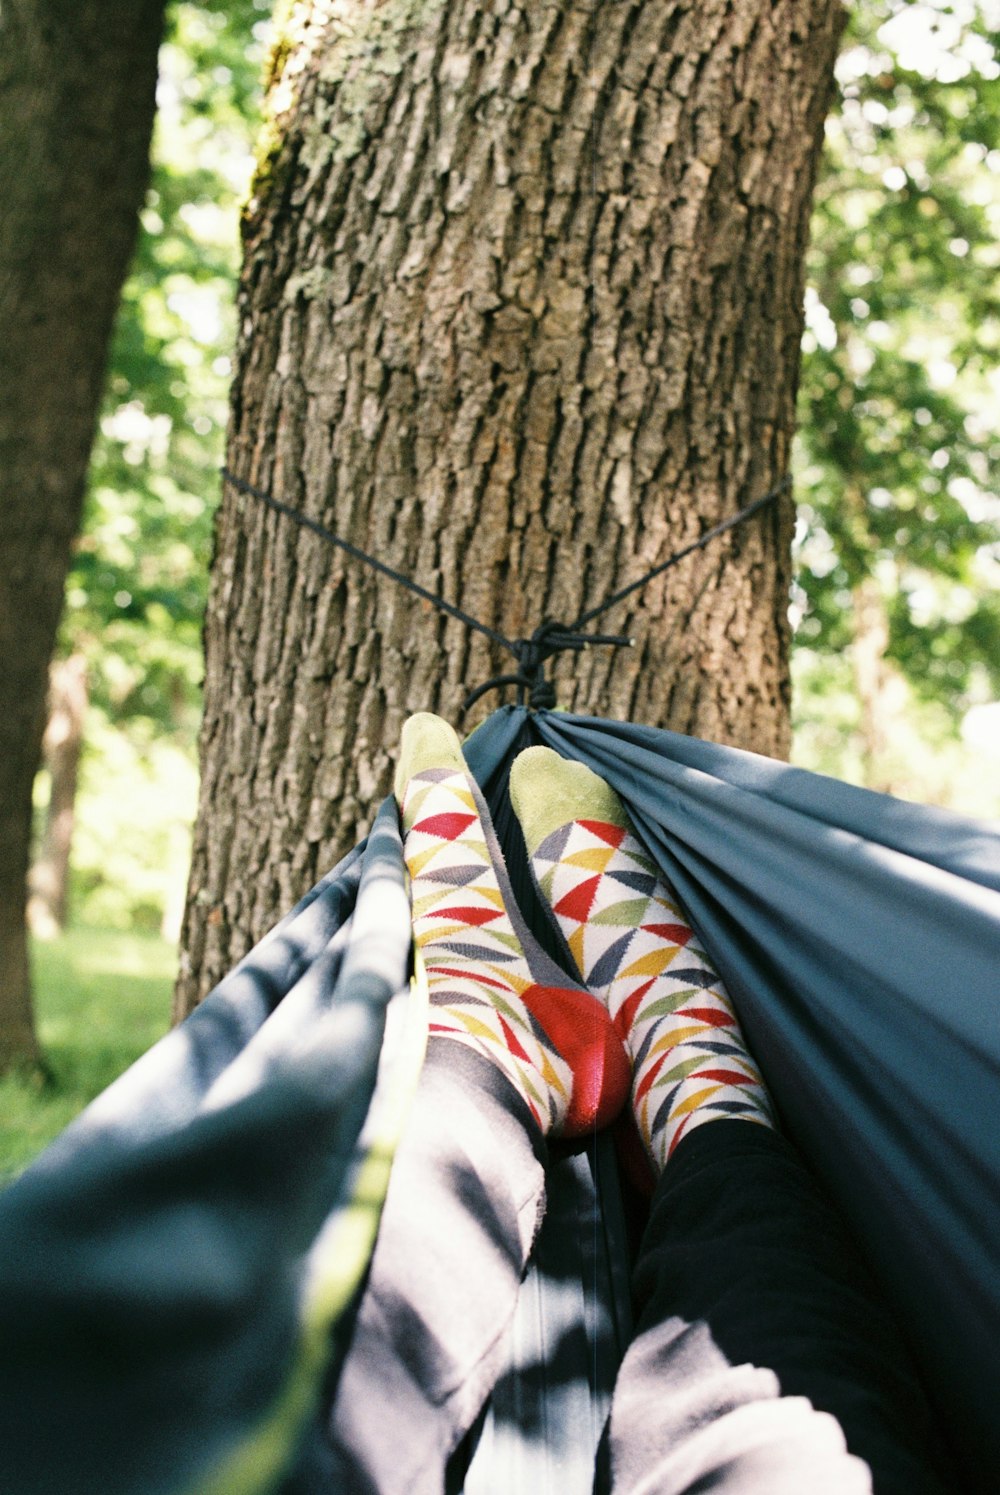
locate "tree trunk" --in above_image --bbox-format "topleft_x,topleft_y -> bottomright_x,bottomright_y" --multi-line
28,656 -> 89,939
852,576 -> 908,798
0,0 -> 166,1068
177,0 -> 844,1017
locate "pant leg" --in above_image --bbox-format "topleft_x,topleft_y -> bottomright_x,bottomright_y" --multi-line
607,1121 -> 953,1495
323,1041 -> 548,1494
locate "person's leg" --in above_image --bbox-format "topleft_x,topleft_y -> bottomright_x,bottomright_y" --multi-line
323,1043 -> 548,1494
512,749 -> 952,1495
608,1120 -> 950,1495
324,716 -> 630,1491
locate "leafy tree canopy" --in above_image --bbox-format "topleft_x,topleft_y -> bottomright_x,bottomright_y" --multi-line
795,0 -> 1000,804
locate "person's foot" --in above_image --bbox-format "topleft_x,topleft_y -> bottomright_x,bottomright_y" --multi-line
509,746 -> 775,1170
394,714 -> 630,1138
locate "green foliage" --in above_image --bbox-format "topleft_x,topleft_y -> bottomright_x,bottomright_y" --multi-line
795,0 -> 1000,762
0,928 -> 174,1184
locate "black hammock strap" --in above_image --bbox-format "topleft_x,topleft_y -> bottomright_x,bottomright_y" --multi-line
221,468 -> 790,712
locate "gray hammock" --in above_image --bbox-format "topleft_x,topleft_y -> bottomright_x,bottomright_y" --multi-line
1,705 -> 997,1494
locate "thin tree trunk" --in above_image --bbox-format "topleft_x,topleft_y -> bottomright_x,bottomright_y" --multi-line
852,576 -> 907,797
28,656 -> 88,939
177,0 -> 844,1016
0,0 -> 166,1068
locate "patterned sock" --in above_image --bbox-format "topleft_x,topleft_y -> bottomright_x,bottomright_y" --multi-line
509,747 -> 775,1171
393,714 -> 630,1139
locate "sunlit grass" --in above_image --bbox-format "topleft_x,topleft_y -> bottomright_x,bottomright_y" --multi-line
0,926 -> 174,1185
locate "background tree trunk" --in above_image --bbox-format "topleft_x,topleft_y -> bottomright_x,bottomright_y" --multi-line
0,0 -> 166,1067
177,0 -> 845,1017
28,656 -> 89,939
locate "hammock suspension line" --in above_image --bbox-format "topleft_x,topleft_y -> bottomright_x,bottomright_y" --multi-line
221,467 -> 790,713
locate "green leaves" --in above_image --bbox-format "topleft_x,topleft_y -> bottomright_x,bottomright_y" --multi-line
795,0 -> 1000,798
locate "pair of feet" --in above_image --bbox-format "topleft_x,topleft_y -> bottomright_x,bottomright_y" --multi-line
395,715 -> 774,1176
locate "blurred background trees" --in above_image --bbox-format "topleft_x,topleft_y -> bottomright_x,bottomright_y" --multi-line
794,0 -> 1000,806
1,0 -> 997,1130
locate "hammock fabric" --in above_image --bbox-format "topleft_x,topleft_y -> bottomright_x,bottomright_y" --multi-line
1,705 -> 998,1494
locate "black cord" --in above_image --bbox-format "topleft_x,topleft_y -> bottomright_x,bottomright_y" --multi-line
222,469 -> 515,653
221,467 -> 788,712
568,476 -> 791,631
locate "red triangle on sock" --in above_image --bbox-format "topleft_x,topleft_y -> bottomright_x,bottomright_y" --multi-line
498,1013 -> 532,1063
613,979 -> 656,1042
634,1050 -> 669,1105
642,923 -> 693,945
694,1067 -> 756,1085
433,905 -> 502,926
579,819 -> 626,847
554,874 -> 601,922
676,1006 -> 736,1028
668,1112 -> 693,1158
413,811 -> 477,838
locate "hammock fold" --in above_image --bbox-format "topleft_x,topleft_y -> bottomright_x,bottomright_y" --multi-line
1,707 -> 998,1493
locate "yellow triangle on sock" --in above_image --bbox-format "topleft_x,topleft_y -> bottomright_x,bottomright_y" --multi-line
497,966 -> 532,996
568,925 -> 587,973
406,845 -> 453,880
649,1023 -> 711,1053
670,1084 -> 724,1118
539,1047 -> 568,1098
452,1010 -> 502,1041
618,944 -> 684,979
565,847 -> 615,872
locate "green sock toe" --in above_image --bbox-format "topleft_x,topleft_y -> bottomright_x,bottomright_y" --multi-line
509,746 -> 629,854
394,712 -> 466,801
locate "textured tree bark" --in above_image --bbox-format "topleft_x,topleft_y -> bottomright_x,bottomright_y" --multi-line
178,0 -> 845,1016
28,656 -> 89,939
0,0 -> 166,1067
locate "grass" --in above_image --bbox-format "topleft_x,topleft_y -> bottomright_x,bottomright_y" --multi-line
0,925 -> 175,1185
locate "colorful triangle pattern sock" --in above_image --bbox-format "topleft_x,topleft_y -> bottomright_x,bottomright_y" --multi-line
393,715 -> 630,1139
510,747 -> 775,1172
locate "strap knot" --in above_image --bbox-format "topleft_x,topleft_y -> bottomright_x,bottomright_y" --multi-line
461,620 -> 632,716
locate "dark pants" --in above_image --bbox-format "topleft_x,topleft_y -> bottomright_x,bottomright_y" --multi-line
322,1044 -> 951,1493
